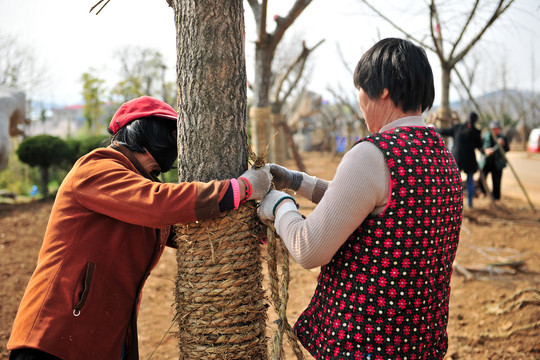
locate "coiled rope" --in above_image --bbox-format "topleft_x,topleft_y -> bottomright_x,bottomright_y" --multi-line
265,222 -> 305,360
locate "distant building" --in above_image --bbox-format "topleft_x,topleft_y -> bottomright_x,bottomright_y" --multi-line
28,103 -> 117,138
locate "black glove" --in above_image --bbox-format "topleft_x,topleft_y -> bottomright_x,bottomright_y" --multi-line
269,164 -> 303,191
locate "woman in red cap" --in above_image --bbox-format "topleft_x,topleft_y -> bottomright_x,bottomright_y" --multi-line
7,96 -> 271,360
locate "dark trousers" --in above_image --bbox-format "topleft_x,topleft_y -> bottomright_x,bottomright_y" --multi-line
9,348 -> 62,360
465,171 -> 475,207
479,166 -> 503,200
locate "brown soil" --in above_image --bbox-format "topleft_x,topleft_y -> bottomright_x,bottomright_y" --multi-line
1,151 -> 539,360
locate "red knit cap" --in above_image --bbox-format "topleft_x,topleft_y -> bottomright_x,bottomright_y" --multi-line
109,96 -> 177,135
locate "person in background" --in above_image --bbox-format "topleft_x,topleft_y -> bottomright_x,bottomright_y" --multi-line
7,96 -> 272,360
259,38 -> 463,359
436,112 -> 483,208
478,120 -> 510,201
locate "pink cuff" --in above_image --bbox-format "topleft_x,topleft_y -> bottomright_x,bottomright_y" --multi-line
230,178 -> 240,209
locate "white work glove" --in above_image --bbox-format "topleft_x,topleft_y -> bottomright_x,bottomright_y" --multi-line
258,190 -> 296,222
239,164 -> 272,201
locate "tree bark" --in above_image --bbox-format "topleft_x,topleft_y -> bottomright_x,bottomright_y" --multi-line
173,2 -> 267,359
253,47 -> 274,108
439,66 -> 452,119
175,0 -> 249,181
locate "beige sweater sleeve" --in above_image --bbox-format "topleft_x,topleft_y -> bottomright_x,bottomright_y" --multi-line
275,141 -> 389,269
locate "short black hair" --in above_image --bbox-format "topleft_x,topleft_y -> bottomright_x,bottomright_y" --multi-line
468,112 -> 478,124
108,117 -> 176,153
353,38 -> 435,113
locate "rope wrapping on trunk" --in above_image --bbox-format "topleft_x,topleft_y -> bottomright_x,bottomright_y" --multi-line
174,203 -> 268,359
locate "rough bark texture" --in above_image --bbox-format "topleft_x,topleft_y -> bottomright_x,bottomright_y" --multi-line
175,0 -> 249,182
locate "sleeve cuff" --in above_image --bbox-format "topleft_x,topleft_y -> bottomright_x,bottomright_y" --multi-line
296,173 -> 316,199
274,200 -> 299,237
311,179 -> 328,204
230,178 -> 240,209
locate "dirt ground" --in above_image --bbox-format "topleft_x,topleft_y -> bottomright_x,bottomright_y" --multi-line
1,151 -> 539,360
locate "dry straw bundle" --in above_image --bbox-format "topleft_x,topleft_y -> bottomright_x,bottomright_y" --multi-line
174,203 -> 268,359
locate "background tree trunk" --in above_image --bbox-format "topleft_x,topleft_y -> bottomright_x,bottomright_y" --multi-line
38,165 -> 48,199
253,47 -> 274,108
175,0 -> 249,181
247,0 -> 312,157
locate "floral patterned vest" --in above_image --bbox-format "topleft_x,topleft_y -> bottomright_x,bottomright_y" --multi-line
294,126 -> 463,360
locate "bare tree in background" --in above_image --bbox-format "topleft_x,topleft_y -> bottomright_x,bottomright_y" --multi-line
0,32 -> 47,135
247,0 -> 312,155
0,33 -> 47,100
325,87 -> 366,153
81,71 -> 106,136
452,54 -> 539,149
324,44 -> 367,153
111,46 -> 175,106
358,0 -> 516,127
267,39 -> 324,169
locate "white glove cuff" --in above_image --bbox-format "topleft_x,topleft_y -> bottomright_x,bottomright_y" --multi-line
296,173 -> 317,200
274,201 -> 299,237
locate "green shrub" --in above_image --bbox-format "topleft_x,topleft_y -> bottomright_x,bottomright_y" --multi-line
16,135 -> 72,198
66,134 -> 110,163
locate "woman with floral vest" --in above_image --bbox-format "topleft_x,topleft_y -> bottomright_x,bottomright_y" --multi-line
259,38 -> 463,360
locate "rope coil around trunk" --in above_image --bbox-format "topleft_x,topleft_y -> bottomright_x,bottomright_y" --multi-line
266,222 -> 305,360
174,203 -> 268,359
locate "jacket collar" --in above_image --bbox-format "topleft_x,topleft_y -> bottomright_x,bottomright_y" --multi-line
111,144 -> 161,183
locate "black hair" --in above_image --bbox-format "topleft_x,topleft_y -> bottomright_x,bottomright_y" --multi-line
108,117 -> 176,153
468,112 -> 478,124
353,38 -> 435,113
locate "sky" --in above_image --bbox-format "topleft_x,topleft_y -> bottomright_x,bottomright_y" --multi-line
0,0 -> 539,109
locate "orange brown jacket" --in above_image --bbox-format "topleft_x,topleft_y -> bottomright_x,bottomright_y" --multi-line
8,146 -> 230,359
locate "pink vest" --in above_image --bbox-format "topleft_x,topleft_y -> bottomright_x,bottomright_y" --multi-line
294,127 -> 463,359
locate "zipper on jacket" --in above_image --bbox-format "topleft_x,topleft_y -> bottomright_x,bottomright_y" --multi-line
73,262 -> 95,316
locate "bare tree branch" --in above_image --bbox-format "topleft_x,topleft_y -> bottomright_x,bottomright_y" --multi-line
89,0 -> 111,15
454,66 -> 483,115
272,0 -> 312,48
247,0 -> 260,23
91,0 -> 172,14
273,39 -> 324,105
449,0 -> 515,68
448,0 -> 480,59
336,43 -> 354,77
259,0 -> 268,44
327,87 -> 360,118
359,0 -> 435,52
429,0 -> 445,63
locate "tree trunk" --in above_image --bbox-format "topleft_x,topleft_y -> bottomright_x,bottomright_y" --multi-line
253,46 -> 274,108
173,1 -> 267,359
439,66 -> 452,120
39,166 -> 49,199
250,47 -> 274,156
176,0 -> 249,181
